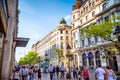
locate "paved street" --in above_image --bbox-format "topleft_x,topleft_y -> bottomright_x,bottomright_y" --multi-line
33,70 -> 95,80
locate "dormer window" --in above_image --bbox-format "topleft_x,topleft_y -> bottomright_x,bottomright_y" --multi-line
80,19 -> 83,24
92,1 -> 95,6
73,15 -> 75,19
81,11 -> 83,14
86,15 -> 88,21
86,6 -> 89,10
92,11 -> 95,16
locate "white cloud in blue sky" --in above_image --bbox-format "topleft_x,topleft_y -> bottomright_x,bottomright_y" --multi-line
16,0 -> 76,62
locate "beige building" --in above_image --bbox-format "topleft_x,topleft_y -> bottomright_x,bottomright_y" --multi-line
71,0 -> 120,70
32,18 -> 72,67
0,0 -> 29,79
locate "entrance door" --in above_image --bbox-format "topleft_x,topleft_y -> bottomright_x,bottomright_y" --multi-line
95,51 -> 101,67
88,52 -> 94,68
82,53 -> 87,66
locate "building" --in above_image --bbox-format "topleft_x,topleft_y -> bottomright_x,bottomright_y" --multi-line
32,18 -> 72,67
71,0 -> 120,70
0,0 -> 29,79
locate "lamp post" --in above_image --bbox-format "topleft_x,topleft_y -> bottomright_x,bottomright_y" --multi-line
66,44 -> 71,79
38,56 -> 41,67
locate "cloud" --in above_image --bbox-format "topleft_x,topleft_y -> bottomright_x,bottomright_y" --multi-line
64,14 -> 71,21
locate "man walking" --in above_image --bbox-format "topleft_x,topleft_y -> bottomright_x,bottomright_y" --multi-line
95,65 -> 105,80
49,64 -> 54,80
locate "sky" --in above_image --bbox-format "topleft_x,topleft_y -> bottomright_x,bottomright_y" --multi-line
15,0 -> 76,62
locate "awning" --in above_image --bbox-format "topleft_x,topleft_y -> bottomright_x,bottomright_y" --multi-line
14,37 -> 29,47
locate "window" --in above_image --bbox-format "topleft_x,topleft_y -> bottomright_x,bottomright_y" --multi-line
86,6 -> 89,10
82,40 -> 84,46
73,15 -> 75,19
105,16 -> 109,21
73,24 -> 75,28
92,1 -> 95,6
80,19 -> 83,23
102,2 -> 107,10
81,11 -> 83,14
60,30 -> 63,34
60,36 -> 63,40
66,36 -> 69,40
95,36 -> 98,43
88,38 -> 91,45
2,0 -> 8,19
61,42 -> 63,49
86,15 -> 88,21
92,11 -> 95,16
66,30 -> 68,34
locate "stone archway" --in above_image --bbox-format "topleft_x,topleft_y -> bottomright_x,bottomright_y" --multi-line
88,52 -> 94,68
108,51 -> 118,71
82,53 -> 87,66
95,51 -> 101,67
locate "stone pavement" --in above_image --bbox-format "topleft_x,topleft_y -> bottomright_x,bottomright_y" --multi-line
33,70 -> 95,80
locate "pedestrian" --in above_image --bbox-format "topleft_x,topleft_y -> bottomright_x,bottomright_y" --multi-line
29,66 -> 34,80
105,66 -> 116,80
13,69 -> 21,80
53,66 -> 56,79
83,67 -> 90,80
60,65 -> 65,78
38,67 -> 42,80
56,65 -> 60,79
21,66 -> 28,80
73,65 -> 78,79
49,64 -> 54,80
95,65 -> 105,80
79,71 -> 84,80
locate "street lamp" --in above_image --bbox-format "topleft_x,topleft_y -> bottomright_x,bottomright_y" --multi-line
38,56 -> 41,67
66,44 -> 71,79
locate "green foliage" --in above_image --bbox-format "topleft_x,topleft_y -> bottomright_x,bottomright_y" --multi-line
18,51 -> 39,65
81,21 -> 115,40
56,49 -> 63,58
80,15 -> 120,41
55,49 -> 64,62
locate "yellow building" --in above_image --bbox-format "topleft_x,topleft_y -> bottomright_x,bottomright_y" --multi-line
71,0 -> 120,70
0,0 -> 29,79
32,18 -> 72,67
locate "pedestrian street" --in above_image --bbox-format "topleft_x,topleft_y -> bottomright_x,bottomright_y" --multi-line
33,70 -> 95,80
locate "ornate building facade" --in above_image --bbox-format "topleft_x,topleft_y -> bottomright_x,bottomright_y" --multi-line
0,0 -> 29,79
32,18 -> 72,67
71,0 -> 120,70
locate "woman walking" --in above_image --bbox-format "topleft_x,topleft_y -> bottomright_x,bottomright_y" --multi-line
83,68 -> 90,80
105,66 -> 116,80
38,67 -> 42,80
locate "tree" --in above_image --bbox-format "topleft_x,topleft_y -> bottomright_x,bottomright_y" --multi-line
25,51 -> 39,65
18,57 -> 27,65
55,49 -> 64,65
80,15 -> 120,66
18,51 -> 39,65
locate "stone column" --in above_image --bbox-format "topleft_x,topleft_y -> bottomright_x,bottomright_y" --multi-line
1,0 -> 17,79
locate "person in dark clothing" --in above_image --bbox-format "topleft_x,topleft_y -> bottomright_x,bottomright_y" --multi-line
56,65 -> 59,79
38,68 -> 41,80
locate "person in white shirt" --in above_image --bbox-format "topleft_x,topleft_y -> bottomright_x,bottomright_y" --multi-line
49,64 -> 53,80
95,65 -> 105,80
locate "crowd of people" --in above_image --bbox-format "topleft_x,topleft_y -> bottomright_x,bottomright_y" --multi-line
11,64 -> 117,80
12,65 -> 41,80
